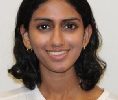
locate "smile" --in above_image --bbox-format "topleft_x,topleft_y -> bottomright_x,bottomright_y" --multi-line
47,51 -> 67,56
46,50 -> 69,61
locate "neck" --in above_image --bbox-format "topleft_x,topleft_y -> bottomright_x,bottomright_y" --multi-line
38,65 -> 103,100
38,65 -> 80,97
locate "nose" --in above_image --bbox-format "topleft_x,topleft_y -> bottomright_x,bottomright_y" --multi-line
50,28 -> 64,47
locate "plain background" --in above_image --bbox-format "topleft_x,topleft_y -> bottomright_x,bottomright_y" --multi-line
0,0 -> 118,95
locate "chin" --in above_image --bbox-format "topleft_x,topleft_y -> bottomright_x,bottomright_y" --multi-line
48,65 -> 73,73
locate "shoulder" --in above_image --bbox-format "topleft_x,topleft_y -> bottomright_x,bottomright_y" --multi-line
98,89 -> 118,100
0,86 -> 45,100
0,87 -> 30,100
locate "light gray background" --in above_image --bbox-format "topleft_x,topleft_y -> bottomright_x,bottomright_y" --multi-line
0,0 -> 118,95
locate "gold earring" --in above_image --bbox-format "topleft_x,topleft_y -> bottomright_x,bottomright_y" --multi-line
83,46 -> 86,50
27,48 -> 32,51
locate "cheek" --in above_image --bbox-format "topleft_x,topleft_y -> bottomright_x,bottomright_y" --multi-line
66,34 -> 84,48
66,34 -> 84,58
29,31 -> 49,47
29,34 -> 49,56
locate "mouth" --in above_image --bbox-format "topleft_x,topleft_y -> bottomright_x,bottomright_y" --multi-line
46,50 -> 70,61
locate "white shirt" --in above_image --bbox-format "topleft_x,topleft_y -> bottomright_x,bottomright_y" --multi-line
0,86 -> 118,100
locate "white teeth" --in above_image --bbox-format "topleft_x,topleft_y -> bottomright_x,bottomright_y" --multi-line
48,51 -> 67,56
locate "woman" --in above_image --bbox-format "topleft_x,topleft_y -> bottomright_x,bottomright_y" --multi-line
0,0 -> 117,100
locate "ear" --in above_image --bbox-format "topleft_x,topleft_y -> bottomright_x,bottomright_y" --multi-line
82,25 -> 92,48
20,25 -> 32,49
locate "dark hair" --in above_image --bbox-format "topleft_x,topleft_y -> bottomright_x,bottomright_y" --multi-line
8,0 -> 106,91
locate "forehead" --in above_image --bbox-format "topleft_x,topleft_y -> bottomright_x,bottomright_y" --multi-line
31,0 -> 82,21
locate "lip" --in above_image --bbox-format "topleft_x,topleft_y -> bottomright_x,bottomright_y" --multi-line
46,50 -> 69,61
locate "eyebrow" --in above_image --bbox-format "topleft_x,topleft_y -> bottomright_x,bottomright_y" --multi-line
33,17 -> 81,22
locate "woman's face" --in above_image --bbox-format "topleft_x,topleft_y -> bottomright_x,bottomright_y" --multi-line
21,0 -> 92,73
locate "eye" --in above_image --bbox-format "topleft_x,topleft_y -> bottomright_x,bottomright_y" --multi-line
63,22 -> 78,31
37,24 -> 51,31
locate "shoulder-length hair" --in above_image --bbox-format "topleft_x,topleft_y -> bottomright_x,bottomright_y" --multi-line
8,0 -> 106,91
